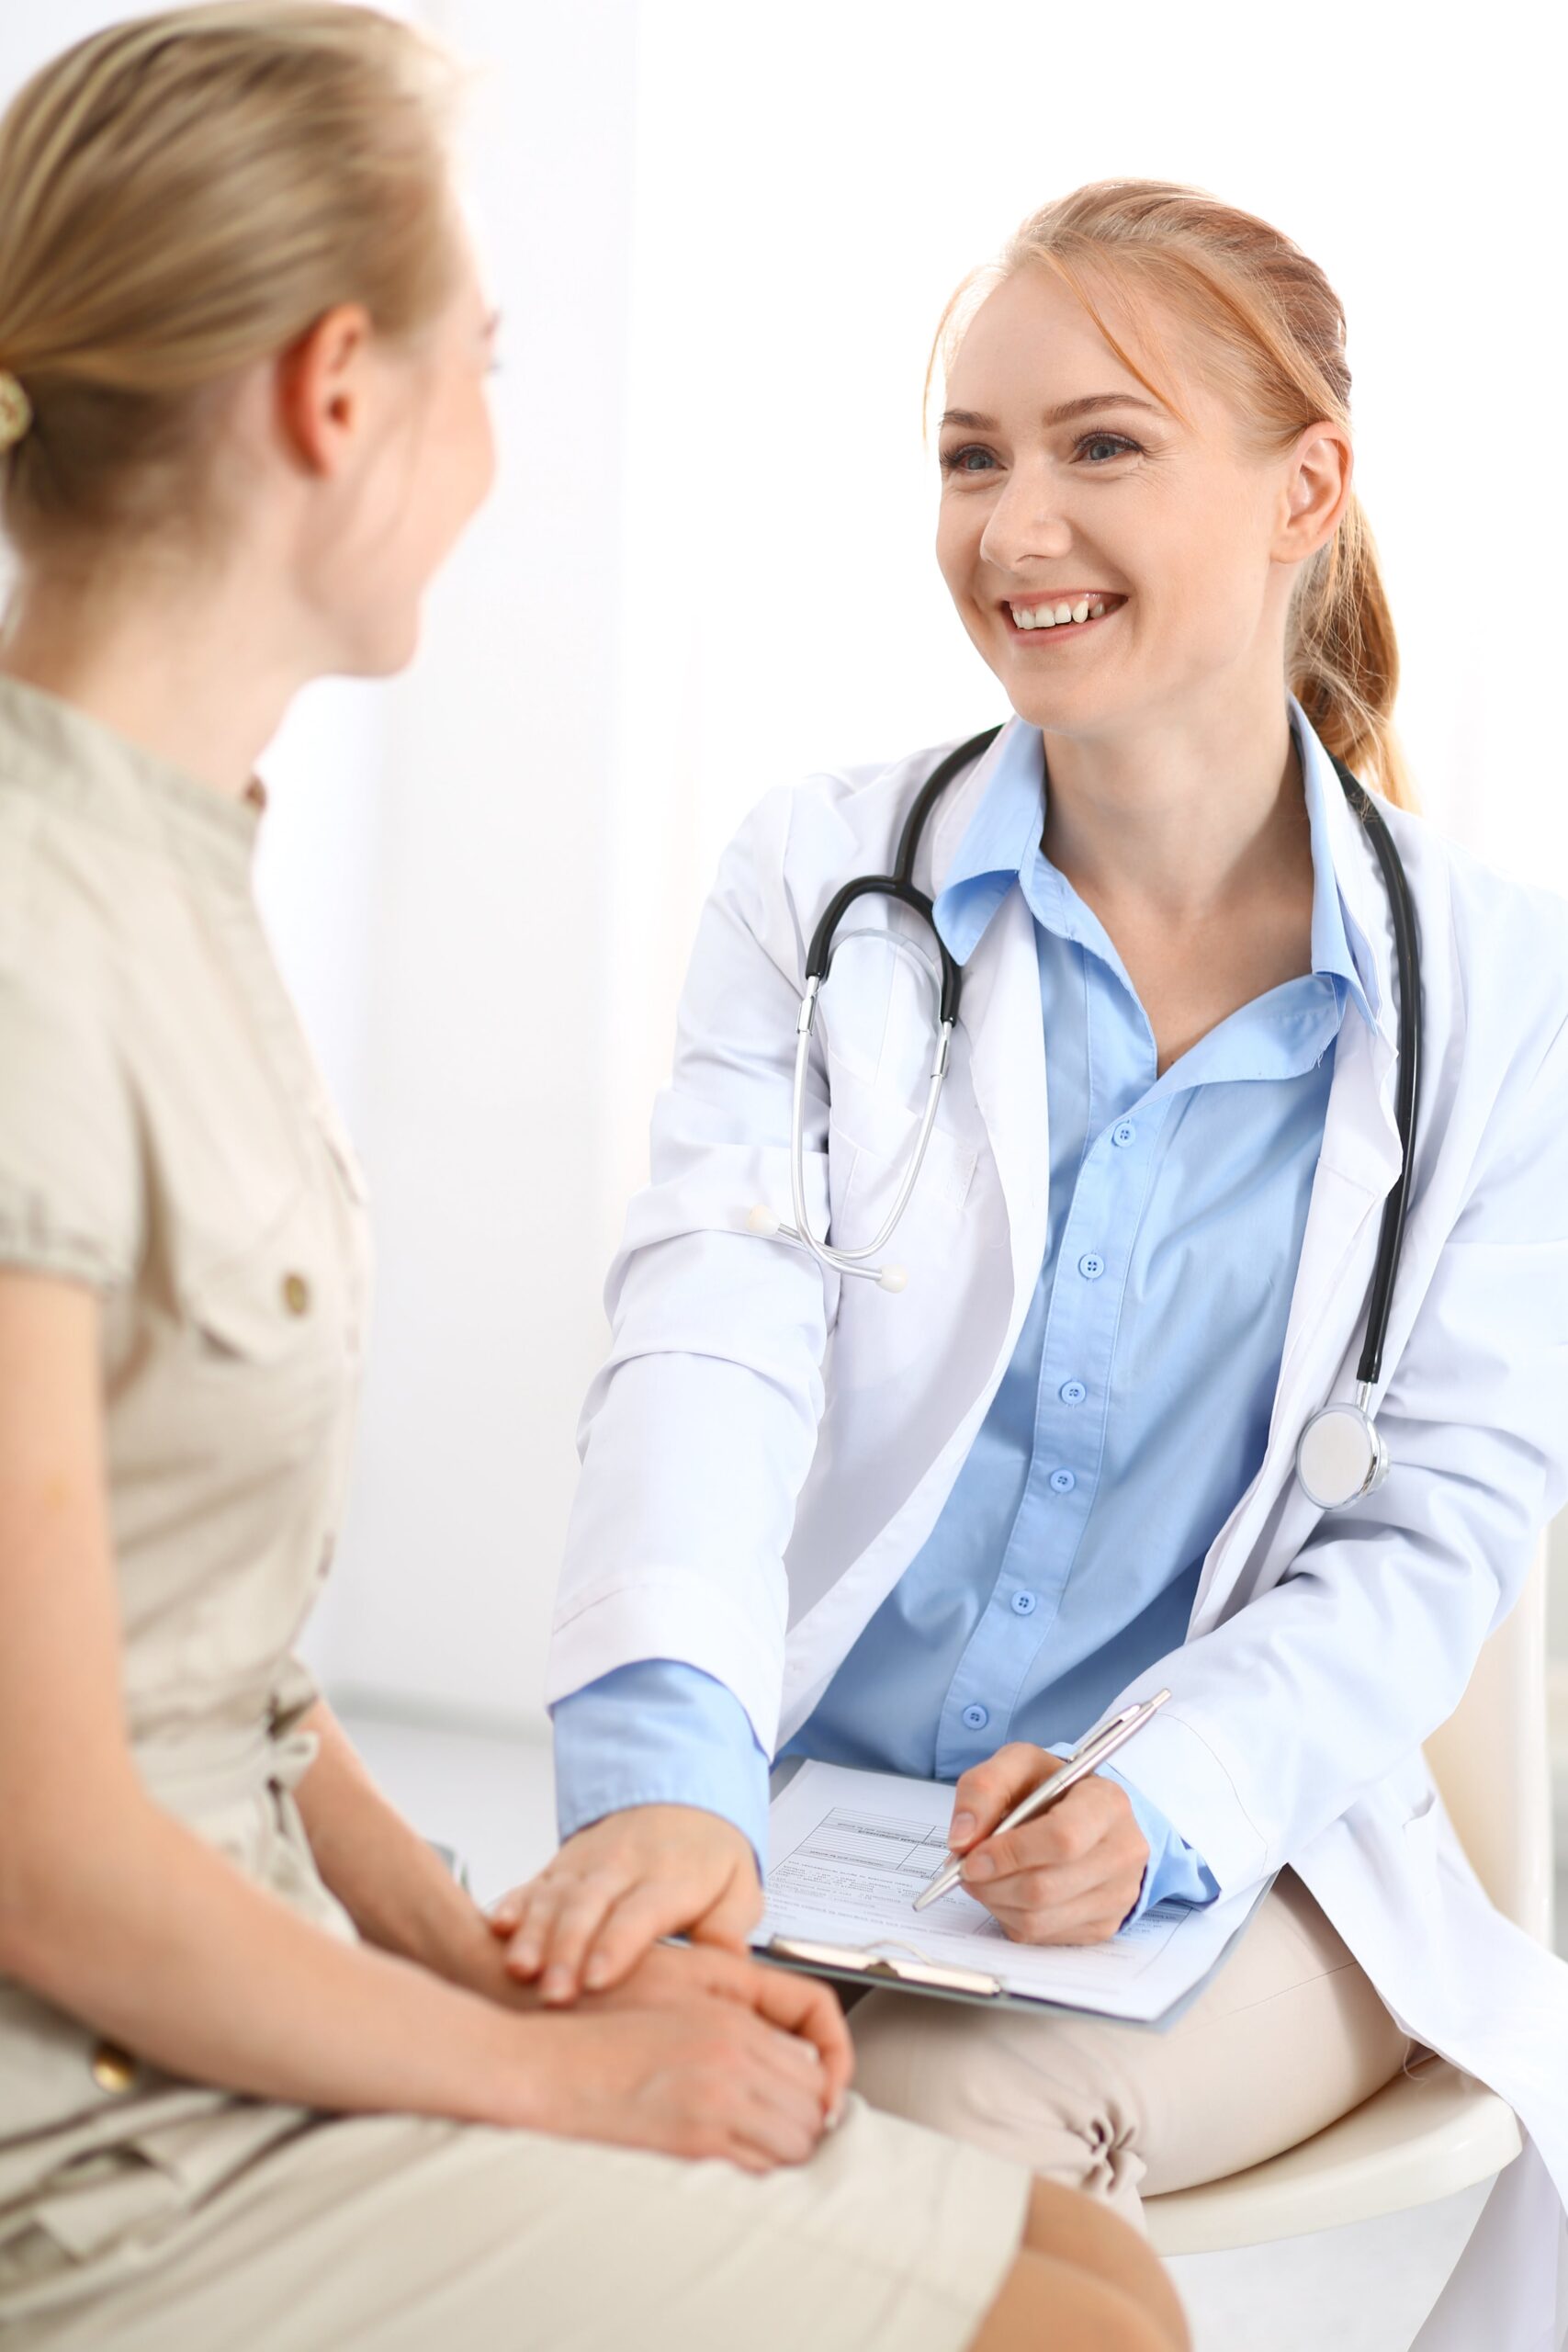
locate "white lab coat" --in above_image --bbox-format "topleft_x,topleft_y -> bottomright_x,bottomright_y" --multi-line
548,708 -> 1568,2347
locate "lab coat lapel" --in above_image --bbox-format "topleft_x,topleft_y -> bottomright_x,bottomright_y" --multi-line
954,884 -> 1051,1320
1189,775 -> 1407,1627
923,718 -> 1052,1346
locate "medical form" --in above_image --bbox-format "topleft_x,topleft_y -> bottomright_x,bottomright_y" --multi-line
755,1759 -> 1271,2027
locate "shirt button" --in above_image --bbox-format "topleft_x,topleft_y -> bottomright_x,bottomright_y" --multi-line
90,2041 -> 138,2096
282,1272 -> 311,1317
1010,1589 -> 1038,1616
962,1702 -> 989,1731
1050,1467 -> 1077,1494
1111,1121 -> 1136,1148
1059,1379 -> 1087,1406
1078,1252 -> 1105,1281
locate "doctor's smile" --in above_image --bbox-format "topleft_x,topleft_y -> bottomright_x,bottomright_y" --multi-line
0,10 -> 1562,2350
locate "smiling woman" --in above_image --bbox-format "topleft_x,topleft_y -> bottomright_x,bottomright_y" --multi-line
927,181 -> 1413,810
529,172 -> 1568,2350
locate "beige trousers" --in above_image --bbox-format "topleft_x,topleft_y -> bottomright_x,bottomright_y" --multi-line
850,1867 -> 1417,2226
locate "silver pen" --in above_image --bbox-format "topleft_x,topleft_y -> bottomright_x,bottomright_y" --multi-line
912,1688 -> 1173,1912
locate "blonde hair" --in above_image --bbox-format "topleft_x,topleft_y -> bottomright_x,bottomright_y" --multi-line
0,2 -> 462,561
930,179 -> 1414,809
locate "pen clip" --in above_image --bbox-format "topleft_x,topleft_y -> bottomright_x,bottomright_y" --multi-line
1073,1702 -> 1141,1755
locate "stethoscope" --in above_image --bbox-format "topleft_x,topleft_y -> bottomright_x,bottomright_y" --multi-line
747,722 -> 1422,1514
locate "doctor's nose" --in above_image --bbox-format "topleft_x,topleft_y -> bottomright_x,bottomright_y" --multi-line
977,466 -> 1074,575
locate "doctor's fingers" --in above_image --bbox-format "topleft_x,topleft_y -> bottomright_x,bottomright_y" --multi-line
523,1869 -> 658,2001
569,1880 -> 713,1994
969,1777 -> 1137,1883
950,1743 -> 1057,1846
570,1844 -> 766,1994
975,1855 -> 1141,1944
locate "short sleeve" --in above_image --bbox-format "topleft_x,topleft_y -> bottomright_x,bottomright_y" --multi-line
0,914 -> 142,1292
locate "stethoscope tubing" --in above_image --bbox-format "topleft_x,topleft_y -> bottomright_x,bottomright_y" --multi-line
1331,761 -> 1422,1388
759,722 -> 1422,1506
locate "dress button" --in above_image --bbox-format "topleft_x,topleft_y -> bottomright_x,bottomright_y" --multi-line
1049,1467 -> 1077,1494
282,1272 -> 311,1317
1059,1379 -> 1087,1406
962,1702 -> 989,1731
1010,1589 -> 1038,1616
1078,1252 -> 1105,1282
90,2041 -> 138,2096
1111,1121 -> 1135,1148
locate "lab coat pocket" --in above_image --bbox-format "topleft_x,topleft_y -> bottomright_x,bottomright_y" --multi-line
824,1060 -> 977,1244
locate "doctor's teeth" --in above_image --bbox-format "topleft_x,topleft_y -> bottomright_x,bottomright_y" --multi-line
1010,599 -> 1109,629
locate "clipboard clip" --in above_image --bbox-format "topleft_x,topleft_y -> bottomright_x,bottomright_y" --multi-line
764,1934 -> 1002,1998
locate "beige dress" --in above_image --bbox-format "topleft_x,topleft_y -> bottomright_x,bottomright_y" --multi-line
0,675 -> 1031,2351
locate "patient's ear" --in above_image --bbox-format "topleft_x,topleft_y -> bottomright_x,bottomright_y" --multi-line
276,303 -> 375,477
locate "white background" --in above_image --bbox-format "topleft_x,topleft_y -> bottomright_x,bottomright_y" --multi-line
3,0 -> 1563,1736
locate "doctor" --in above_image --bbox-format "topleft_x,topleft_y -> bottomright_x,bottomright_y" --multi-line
502,180 -> 1568,2343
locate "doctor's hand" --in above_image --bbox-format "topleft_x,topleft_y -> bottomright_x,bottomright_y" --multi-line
490,1805 -> 763,2002
947,1744 -> 1150,1944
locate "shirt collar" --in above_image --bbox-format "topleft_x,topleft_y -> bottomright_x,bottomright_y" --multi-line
0,672 -> 263,887
932,695 -> 1381,1033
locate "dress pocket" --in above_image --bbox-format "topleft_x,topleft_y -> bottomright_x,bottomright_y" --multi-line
183,1185 -> 336,1368
173,1183 -> 351,1490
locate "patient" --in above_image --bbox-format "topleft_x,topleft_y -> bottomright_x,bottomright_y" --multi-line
0,7 -> 1187,2349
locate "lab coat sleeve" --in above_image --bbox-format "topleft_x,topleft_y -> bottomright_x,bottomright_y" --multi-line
546,783 -> 842,1756
1103,993 -> 1568,1895
552,1661 -> 773,1871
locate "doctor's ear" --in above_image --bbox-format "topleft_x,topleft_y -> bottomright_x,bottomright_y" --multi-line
275,302 -> 377,477
1276,419 -> 1352,564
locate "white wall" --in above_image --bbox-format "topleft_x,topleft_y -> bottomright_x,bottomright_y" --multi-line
3,1 -> 1562,1732
288,0 -> 643,1722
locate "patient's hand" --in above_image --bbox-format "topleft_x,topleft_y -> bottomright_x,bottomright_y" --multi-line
519,1996 -> 834,2173
589,1939 -> 852,2114
946,1743 -> 1150,1943
490,1805 -> 762,2002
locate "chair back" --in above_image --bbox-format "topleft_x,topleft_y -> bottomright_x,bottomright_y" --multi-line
1422,1540 -> 1553,1942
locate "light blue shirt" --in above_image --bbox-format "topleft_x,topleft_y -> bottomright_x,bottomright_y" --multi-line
554,704 -> 1379,1927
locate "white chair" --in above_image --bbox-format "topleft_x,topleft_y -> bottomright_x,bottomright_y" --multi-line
1143,1540 -> 1552,2255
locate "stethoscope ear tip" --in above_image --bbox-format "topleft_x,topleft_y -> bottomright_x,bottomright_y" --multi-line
877,1264 -> 908,1295
746,1204 -> 783,1238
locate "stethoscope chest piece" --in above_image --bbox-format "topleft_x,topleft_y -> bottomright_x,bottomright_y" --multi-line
1294,1393 -> 1390,1511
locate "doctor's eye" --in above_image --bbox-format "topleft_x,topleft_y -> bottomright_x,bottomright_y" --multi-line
939,444 -> 1000,477
1076,433 -> 1142,464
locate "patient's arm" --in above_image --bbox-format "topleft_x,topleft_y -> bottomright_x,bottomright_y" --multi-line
0,1269 -> 845,2170
292,1701 -> 793,2030
290,1699 -> 514,1988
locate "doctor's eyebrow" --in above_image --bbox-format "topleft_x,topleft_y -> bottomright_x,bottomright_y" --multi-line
939,393 -> 1168,429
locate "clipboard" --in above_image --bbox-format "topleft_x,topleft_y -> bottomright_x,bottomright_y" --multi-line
754,1871 -> 1280,2032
